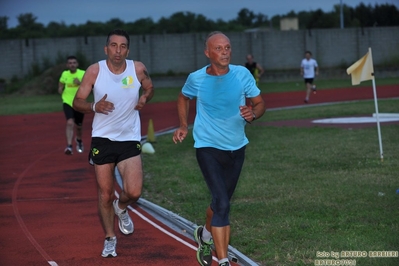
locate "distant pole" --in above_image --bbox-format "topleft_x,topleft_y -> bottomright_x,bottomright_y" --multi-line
340,0 -> 344,29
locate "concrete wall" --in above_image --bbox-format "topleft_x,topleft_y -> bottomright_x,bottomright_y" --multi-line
0,27 -> 398,80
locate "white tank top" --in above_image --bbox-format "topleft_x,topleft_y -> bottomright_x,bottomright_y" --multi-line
92,60 -> 142,141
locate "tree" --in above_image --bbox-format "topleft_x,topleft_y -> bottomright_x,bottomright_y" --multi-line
253,13 -> 269,28
270,15 -> 281,29
354,3 -> 373,27
236,8 -> 256,27
0,16 -> 8,31
17,13 -> 39,28
306,9 -> 325,29
156,12 -> 215,34
126,18 -> 156,35
106,18 -> 125,28
75,21 -> 107,36
332,4 -> 353,28
103,18 -> 125,33
373,4 -> 399,26
16,13 -> 45,38
46,21 -> 68,37
0,3 -> 398,39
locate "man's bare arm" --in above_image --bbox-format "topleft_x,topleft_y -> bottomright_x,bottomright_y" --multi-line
250,94 -> 266,121
172,92 -> 190,143
135,61 -> 154,110
73,63 -> 99,113
58,82 -> 64,95
256,63 -> 264,76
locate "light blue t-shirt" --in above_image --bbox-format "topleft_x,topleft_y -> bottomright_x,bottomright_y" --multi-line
182,64 -> 261,150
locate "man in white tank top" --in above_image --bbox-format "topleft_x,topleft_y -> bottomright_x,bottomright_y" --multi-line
73,29 -> 154,258
300,50 -> 319,103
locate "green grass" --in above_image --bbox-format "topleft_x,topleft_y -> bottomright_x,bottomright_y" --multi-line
258,77 -> 399,93
0,94 -> 94,115
1,78 -> 399,265
2,77 -> 396,115
265,98 -> 399,122
150,77 -> 399,102
0,94 -> 61,115
142,99 -> 399,265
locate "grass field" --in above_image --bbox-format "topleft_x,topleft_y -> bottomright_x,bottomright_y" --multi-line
1,77 -> 398,116
1,79 -> 398,265
141,98 -> 399,266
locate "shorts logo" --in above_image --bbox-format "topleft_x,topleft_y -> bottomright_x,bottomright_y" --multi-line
92,148 -> 100,156
137,143 -> 141,151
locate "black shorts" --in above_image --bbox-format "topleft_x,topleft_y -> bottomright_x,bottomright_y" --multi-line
89,137 -> 141,165
63,103 -> 84,126
304,78 -> 314,84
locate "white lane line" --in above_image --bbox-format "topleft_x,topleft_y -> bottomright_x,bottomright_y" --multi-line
313,116 -> 399,124
12,151 -> 58,266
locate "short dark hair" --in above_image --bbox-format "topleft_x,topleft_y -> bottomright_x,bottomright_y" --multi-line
305,51 -> 312,55
106,29 -> 130,48
67,55 -> 77,61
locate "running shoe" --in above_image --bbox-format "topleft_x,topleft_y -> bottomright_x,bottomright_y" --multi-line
194,225 -> 213,266
312,84 -> 317,94
75,138 -> 84,153
64,146 -> 73,155
219,262 -> 230,266
101,236 -> 117,258
113,199 -> 134,235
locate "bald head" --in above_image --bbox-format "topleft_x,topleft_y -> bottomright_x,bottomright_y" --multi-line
204,31 -> 230,50
204,31 -> 231,73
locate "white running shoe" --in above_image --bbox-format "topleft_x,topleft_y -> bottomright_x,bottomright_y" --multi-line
75,138 -> 84,153
101,236 -> 117,258
64,146 -> 73,155
311,84 -> 317,94
113,199 -> 134,235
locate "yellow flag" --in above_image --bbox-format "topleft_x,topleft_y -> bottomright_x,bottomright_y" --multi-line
346,48 -> 374,85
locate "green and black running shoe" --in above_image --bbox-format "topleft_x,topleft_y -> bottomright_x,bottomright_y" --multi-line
194,225 -> 213,266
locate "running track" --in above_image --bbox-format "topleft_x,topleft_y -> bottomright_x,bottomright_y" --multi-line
0,85 -> 397,266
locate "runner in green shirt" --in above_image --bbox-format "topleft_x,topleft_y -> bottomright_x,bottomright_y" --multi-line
58,55 -> 86,155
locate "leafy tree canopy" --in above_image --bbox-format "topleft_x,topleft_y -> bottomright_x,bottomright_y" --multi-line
0,3 -> 398,39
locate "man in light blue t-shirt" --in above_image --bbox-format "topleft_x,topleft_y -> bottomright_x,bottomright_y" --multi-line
173,31 -> 266,266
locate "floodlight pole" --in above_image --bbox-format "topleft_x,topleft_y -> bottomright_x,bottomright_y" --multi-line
340,0 -> 344,29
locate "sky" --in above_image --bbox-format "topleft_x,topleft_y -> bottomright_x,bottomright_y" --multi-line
1,0 -> 398,28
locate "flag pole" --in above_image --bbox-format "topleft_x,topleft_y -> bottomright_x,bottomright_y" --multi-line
371,77 -> 383,162
368,48 -> 383,161
347,47 -> 384,162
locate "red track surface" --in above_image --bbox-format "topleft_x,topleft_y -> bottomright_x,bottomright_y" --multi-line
0,85 -> 397,266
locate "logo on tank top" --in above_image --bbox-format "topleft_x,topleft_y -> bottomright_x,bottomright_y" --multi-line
121,76 -> 135,88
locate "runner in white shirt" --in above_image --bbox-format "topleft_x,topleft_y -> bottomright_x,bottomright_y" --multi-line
73,29 -> 154,258
300,51 -> 319,103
